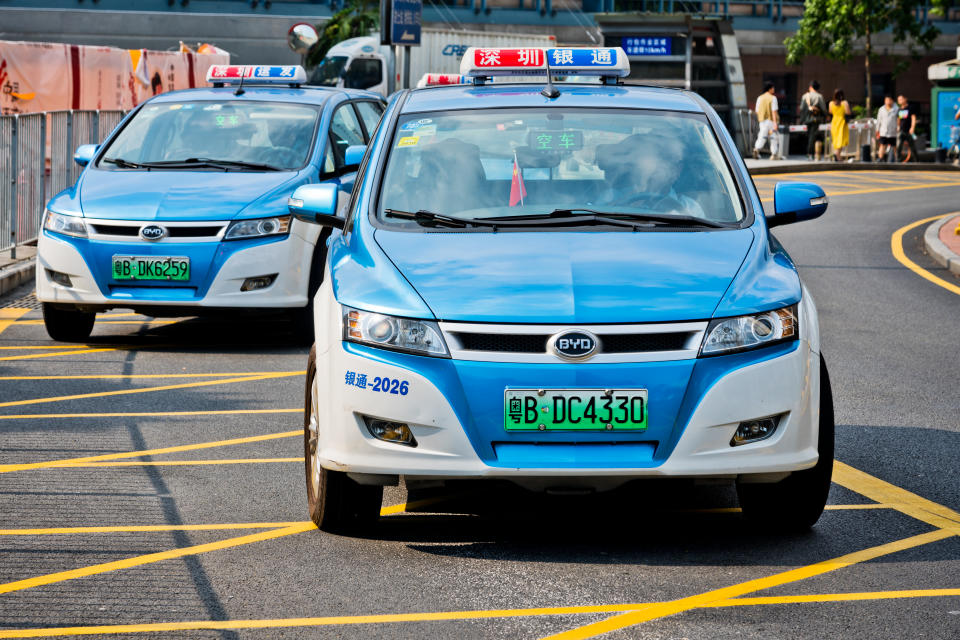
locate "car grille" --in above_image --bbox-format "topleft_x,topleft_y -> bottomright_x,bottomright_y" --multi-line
86,220 -> 227,241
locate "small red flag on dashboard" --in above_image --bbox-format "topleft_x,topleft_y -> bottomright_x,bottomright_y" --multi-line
509,155 -> 526,207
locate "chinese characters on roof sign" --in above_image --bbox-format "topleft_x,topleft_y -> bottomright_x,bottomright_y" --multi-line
460,47 -> 630,78
622,37 -> 672,57
390,0 -> 422,46
205,65 -> 306,84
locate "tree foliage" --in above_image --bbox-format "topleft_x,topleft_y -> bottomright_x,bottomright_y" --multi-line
785,0 -> 948,112
306,0 -> 379,67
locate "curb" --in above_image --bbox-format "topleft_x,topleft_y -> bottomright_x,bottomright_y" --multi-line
748,162 -> 960,176
923,216 -> 960,277
0,258 -> 35,298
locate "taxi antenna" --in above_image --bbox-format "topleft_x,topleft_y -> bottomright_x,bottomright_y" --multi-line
235,73 -> 246,96
541,54 -> 560,99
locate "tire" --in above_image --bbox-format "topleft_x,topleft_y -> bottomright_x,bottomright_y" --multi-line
736,354 -> 834,532
304,346 -> 382,534
41,303 -> 95,343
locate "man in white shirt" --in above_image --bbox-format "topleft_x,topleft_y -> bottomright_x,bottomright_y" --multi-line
875,96 -> 898,162
752,82 -> 780,160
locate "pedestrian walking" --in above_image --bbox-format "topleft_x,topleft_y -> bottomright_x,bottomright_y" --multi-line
875,95 -> 898,162
829,89 -> 852,162
752,81 -> 780,160
896,94 -> 917,162
799,80 -> 827,161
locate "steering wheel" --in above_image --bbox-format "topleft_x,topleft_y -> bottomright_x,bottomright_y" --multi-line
622,191 -> 686,212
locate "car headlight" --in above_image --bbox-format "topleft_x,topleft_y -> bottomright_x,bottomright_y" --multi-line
700,305 -> 798,356
343,306 -> 449,357
43,210 -> 87,238
224,216 -> 291,240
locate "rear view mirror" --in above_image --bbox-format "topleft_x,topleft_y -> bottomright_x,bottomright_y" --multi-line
74,144 -> 99,167
768,182 -> 828,228
344,145 -> 366,171
288,184 -> 344,229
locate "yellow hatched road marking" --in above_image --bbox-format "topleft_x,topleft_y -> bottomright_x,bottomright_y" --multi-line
0,408 -> 300,420
0,348 -> 117,362
0,346 -> 91,350
0,430 -> 301,473
49,458 -> 301,468
0,522 -> 309,535
2,587 -> 960,638
0,308 -> 31,336
0,371 -> 301,409
14,320 -> 176,326
890,213 -> 960,297
0,371 -> 304,380
539,529 -> 954,640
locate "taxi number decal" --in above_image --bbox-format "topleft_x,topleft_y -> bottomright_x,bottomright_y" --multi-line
345,371 -> 409,395
397,136 -> 419,147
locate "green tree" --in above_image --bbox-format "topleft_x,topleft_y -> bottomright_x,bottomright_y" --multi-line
306,0 -> 379,67
785,0 -> 947,114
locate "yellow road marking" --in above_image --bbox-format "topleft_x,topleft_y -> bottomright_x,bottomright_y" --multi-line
0,523 -> 309,535
3,587 -> 960,638
0,308 -> 31,336
0,348 -> 117,362
0,371 -> 304,380
49,458 -> 301,468
0,522 -> 317,596
540,528 -> 954,639
0,346 -> 91,350
0,430 -> 301,473
890,213 -> 960,296
0,371 -> 301,409
14,320 -> 175,326
833,461 -> 960,530
711,588 -> 960,607
0,408 -> 300,420
759,180 -> 960,204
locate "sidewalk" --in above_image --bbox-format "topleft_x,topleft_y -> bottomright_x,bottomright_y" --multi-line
745,155 -> 960,175
924,215 -> 960,277
0,245 -> 36,298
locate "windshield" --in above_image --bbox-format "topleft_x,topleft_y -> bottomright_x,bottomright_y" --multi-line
98,101 -> 320,171
310,56 -> 348,87
377,108 -> 744,226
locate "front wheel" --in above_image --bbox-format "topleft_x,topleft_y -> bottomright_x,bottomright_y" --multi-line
736,354 -> 834,532
304,347 -> 382,534
41,303 -> 95,343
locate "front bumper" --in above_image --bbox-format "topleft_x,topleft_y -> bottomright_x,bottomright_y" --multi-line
36,225 -> 318,310
313,281 -> 821,480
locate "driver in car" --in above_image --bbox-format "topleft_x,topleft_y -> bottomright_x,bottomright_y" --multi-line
595,131 -> 705,218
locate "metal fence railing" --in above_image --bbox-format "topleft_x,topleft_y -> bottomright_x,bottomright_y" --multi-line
1,109 -> 126,256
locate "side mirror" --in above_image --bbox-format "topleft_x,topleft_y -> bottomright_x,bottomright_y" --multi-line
288,184 -> 344,229
768,182 -> 828,228
73,144 -> 99,167
344,145 -> 366,171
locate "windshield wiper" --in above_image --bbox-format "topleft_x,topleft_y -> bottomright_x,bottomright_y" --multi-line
384,209 -> 502,229
101,157 -> 147,169
134,158 -> 282,171
483,209 -> 732,229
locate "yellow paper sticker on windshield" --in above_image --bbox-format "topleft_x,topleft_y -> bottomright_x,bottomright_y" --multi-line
397,136 -> 420,147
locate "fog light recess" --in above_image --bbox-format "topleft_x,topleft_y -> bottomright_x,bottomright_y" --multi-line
240,274 -> 277,292
47,269 -> 72,287
730,416 -> 780,447
363,416 -> 417,447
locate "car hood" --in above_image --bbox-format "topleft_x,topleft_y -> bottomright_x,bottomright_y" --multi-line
77,168 -> 301,221
374,229 -> 755,324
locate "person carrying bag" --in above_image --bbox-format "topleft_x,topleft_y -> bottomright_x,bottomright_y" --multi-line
799,81 -> 827,161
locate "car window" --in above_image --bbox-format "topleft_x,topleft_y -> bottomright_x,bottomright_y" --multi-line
329,103 -> 366,165
99,101 -> 320,171
322,143 -> 336,175
343,59 -> 382,90
378,108 -> 743,225
355,102 -> 384,140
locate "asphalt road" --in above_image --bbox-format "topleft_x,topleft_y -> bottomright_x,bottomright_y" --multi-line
0,169 -> 958,639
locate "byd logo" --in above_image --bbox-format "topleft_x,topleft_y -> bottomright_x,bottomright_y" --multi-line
140,225 -> 166,241
550,330 -> 598,360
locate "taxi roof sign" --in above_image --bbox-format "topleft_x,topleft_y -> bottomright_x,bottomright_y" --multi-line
460,47 -> 630,80
416,73 -> 470,88
206,65 -> 307,85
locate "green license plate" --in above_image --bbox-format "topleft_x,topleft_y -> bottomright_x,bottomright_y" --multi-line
504,388 -> 648,431
112,255 -> 190,281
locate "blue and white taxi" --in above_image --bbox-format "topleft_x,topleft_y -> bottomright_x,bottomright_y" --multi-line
290,48 -> 833,533
37,65 -> 384,343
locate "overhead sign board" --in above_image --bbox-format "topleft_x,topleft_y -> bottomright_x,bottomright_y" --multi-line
622,37 -> 672,57
388,0 -> 422,46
